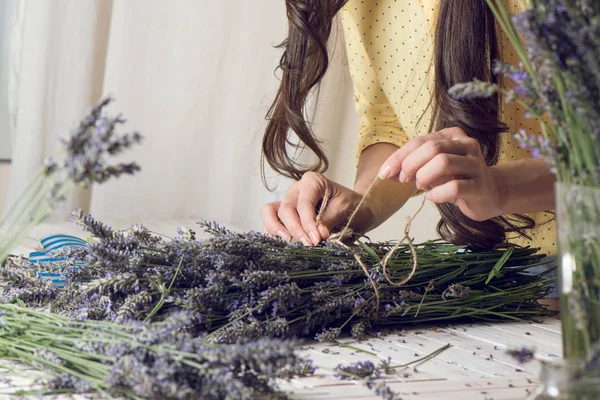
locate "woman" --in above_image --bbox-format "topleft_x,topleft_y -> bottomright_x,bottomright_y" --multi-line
260,0 -> 556,271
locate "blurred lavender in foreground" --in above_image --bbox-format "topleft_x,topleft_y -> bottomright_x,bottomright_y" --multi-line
0,304 -> 305,399
0,97 -> 142,264
452,0 -> 600,186
46,97 -> 142,190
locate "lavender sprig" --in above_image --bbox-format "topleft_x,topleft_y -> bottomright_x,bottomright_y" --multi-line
0,97 -> 142,264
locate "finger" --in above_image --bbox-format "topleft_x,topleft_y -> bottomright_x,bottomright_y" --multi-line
278,193 -> 312,246
426,175 -> 453,189
297,184 -> 326,245
425,179 -> 478,204
415,154 -> 479,190
378,127 -> 470,180
260,202 -> 291,240
317,223 -> 331,240
378,136 -> 429,180
400,139 -> 472,182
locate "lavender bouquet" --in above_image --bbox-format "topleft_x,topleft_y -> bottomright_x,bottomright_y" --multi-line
1,214 -> 555,344
449,0 -> 600,396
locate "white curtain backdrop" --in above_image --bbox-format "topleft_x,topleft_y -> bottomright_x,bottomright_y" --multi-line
6,0 -> 439,241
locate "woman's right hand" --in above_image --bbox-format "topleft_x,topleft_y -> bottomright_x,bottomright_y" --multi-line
261,171 -> 375,246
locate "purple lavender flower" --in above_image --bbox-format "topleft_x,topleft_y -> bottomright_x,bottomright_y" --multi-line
50,97 -> 142,187
334,360 -> 380,380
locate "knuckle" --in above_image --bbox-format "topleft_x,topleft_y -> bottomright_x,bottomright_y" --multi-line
427,140 -> 442,155
437,154 -> 451,168
302,171 -> 316,179
464,138 -> 480,152
301,171 -> 327,190
449,127 -> 466,137
302,171 -> 320,182
276,204 -> 290,219
413,137 -> 426,148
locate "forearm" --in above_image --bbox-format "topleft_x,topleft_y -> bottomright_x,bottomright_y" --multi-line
354,143 -> 416,231
492,158 -> 556,216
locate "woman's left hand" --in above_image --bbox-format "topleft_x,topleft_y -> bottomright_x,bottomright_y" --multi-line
378,127 -> 505,221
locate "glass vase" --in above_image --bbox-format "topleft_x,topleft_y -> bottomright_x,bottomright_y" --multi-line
556,182 -> 600,360
527,359 -> 600,400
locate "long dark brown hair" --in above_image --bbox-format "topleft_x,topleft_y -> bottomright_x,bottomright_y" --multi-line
262,0 -> 534,250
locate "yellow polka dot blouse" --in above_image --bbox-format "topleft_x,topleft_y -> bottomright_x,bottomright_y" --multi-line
340,0 -> 556,256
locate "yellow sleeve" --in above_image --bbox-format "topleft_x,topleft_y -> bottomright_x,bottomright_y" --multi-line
340,5 -> 409,165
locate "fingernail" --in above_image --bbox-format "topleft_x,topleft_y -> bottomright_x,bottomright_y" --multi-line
399,171 -> 407,183
378,164 -> 392,179
309,231 -> 319,245
415,182 -> 423,190
300,236 -> 311,246
277,230 -> 291,241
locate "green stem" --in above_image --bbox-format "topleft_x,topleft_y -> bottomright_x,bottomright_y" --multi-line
144,256 -> 184,322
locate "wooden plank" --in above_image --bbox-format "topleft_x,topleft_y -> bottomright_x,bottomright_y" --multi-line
286,376 -> 537,400
361,333 -> 531,378
295,341 -> 444,382
334,335 -> 489,380
489,322 -> 562,358
396,328 -> 540,375
522,318 -> 562,334
444,324 -> 561,361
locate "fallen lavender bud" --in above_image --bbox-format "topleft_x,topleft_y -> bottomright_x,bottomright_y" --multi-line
506,347 -> 536,364
365,379 -> 403,400
334,360 -> 380,380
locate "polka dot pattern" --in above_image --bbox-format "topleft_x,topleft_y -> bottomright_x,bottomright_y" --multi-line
340,0 -> 556,255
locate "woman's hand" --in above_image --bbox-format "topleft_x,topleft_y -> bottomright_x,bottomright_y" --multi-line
261,172 -> 375,245
378,127 -> 505,221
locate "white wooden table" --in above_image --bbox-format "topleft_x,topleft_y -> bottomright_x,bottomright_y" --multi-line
280,319 -> 561,399
5,220 -> 562,400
